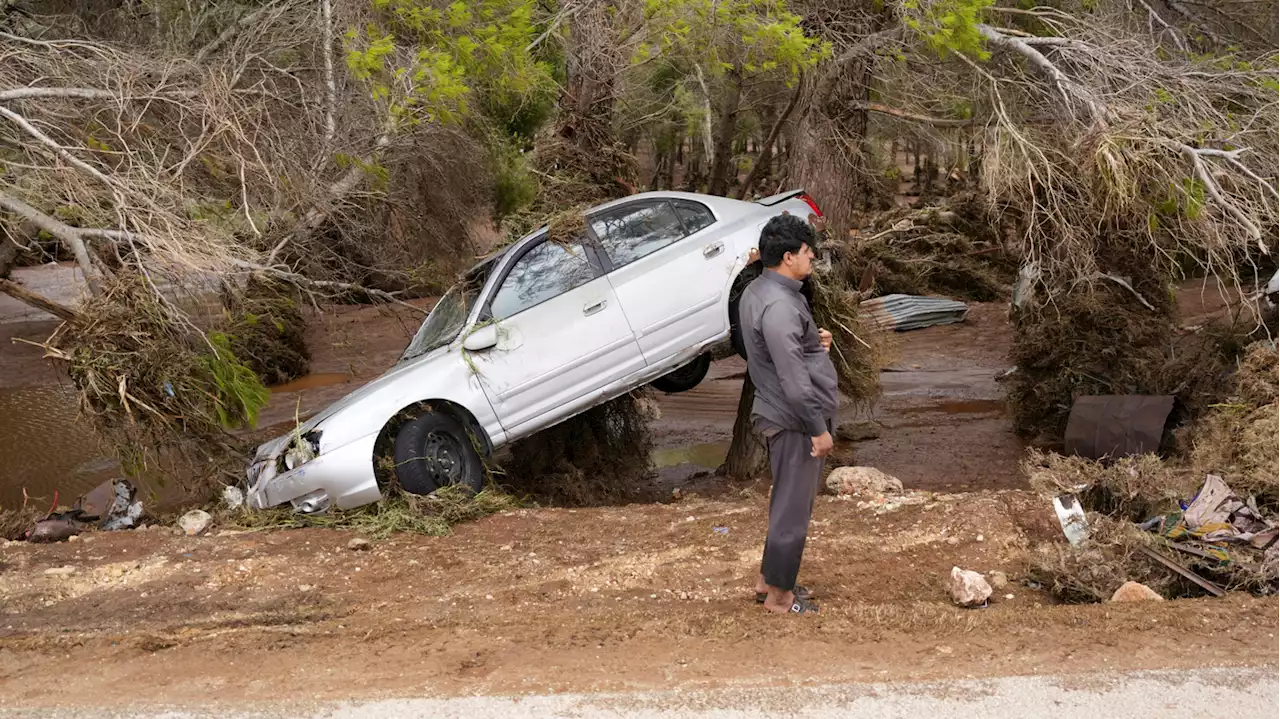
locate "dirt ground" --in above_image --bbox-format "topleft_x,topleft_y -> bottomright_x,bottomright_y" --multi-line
3,280 -> 1276,708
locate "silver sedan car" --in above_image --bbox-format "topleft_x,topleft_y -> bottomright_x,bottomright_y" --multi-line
246,189 -> 824,512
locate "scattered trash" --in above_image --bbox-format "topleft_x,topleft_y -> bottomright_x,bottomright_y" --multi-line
712,526 -> 729,535
1053,495 -> 1090,547
949,567 -> 993,608
861,294 -> 969,332
1063,395 -> 1175,460
825,466 -> 903,496
347,537 -> 371,551
1109,581 -> 1164,603
222,485 -> 245,510
178,510 -> 213,536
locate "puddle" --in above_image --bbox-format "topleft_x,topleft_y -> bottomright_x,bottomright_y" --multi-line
270,373 -> 352,393
899,399 -> 1006,415
652,441 -> 730,469
0,384 -> 119,507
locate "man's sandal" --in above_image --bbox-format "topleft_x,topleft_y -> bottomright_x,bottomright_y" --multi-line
788,596 -> 819,614
755,584 -> 814,604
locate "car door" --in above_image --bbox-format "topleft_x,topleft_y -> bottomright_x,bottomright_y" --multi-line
589,198 -> 732,365
468,231 -> 645,435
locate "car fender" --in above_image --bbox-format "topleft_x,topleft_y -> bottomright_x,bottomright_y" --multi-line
302,347 -> 503,454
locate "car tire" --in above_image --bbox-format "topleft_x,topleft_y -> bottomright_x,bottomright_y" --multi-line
650,353 -> 712,394
392,411 -> 485,496
729,262 -> 762,360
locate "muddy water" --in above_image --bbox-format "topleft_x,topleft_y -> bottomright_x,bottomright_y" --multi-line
0,383 -> 118,508
652,441 -> 730,470
270,373 -> 352,393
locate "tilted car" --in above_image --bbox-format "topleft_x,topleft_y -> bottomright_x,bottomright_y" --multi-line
245,189 -> 823,512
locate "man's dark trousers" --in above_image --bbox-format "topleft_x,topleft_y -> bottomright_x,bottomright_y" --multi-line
759,420 -> 829,590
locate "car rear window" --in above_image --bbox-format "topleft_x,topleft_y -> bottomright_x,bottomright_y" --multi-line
671,200 -> 715,234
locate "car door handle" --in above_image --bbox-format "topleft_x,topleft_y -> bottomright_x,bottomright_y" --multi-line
703,242 -> 724,259
583,299 -> 607,316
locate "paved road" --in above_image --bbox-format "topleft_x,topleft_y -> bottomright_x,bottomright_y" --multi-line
2,667 -> 1274,718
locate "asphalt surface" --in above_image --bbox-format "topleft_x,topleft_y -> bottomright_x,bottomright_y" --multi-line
2,667 -> 1274,718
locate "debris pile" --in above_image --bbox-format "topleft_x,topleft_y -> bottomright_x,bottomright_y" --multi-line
217,282 -> 311,386
843,196 -> 1018,302
1028,454 -> 1278,601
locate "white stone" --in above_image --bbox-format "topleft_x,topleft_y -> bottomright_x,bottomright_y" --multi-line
949,567 -> 992,608
44,566 -> 77,577
825,466 -> 904,496
347,537 -> 371,551
178,510 -> 213,536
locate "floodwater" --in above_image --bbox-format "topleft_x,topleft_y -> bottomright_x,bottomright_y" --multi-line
270,373 -> 352,393
0,383 -> 118,508
652,441 -> 730,470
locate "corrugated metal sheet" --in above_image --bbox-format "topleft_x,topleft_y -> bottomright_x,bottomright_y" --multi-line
861,294 -> 969,332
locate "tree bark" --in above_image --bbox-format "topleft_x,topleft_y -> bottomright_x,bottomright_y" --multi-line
723,375 -> 768,479
737,76 -> 805,200
707,69 -> 743,197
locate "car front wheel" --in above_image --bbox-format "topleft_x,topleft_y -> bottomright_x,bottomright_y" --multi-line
392,411 -> 485,495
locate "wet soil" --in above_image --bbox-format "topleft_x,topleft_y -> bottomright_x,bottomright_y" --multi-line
1,493 -> 1274,707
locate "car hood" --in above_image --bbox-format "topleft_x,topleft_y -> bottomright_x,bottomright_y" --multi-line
287,344 -> 452,443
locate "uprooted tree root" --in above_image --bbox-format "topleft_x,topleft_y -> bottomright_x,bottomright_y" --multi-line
217,282 -> 311,387
498,391 -> 657,507
47,275 -> 268,494
1183,342 -> 1279,503
228,484 -> 521,538
809,270 -> 894,407
843,196 -> 1018,302
1007,266 -> 1241,442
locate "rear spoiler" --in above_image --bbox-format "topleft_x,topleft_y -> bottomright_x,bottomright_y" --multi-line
753,189 -> 806,206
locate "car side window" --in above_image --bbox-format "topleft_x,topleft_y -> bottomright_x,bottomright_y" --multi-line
489,236 -> 599,320
671,200 -> 716,234
591,201 -> 688,269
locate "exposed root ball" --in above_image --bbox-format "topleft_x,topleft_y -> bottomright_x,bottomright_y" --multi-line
218,286 -> 310,386
502,391 -> 653,506
1186,342 -> 1279,501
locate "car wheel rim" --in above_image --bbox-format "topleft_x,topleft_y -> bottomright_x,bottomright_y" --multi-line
420,431 -> 465,486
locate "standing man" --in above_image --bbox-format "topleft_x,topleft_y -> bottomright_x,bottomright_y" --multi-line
739,214 -> 838,615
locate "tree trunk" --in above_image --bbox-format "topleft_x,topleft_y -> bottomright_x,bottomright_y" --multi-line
707,69 -> 743,197
723,375 -> 768,479
0,278 -> 80,322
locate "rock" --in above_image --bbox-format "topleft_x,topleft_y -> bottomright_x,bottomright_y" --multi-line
178,510 -> 213,536
29,518 -> 82,543
222,485 -> 245,510
347,537 -> 371,551
835,419 -> 883,443
43,565 -> 77,577
68,534 -> 81,543
988,571 -> 1009,590
949,567 -> 992,608
1110,581 -> 1164,603
825,466 -> 903,496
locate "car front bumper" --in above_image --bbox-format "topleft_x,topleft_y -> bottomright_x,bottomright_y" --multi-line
245,432 -> 382,511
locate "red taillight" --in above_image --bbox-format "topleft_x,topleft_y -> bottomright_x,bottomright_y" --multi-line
798,193 -> 823,218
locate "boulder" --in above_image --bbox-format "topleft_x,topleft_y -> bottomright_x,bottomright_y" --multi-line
1109,581 -> 1164,603
825,466 -> 903,496
178,510 -> 213,536
835,419 -> 882,442
949,567 -> 992,607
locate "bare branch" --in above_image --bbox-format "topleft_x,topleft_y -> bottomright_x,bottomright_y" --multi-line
738,75 -> 806,199
0,104 -> 117,188
0,278 -> 80,322
320,0 -> 337,148
854,102 -> 975,127
977,24 -> 1107,125
0,190 -> 103,293
0,87 -> 117,102
229,259 -> 426,313
1179,144 -> 1265,247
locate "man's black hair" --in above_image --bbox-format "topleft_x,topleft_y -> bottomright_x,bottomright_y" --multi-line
758,213 -> 815,268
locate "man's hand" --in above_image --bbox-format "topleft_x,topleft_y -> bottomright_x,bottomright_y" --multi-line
748,248 -> 760,264
818,328 -> 833,352
811,431 -> 834,458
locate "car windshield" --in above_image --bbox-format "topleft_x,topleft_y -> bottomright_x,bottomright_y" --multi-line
399,264 -> 492,362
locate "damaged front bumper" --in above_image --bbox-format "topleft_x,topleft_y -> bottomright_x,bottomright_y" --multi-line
245,431 -> 381,512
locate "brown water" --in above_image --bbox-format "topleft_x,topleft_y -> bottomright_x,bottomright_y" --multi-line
898,399 -> 1007,415
270,373 -> 352,393
0,383 -> 118,508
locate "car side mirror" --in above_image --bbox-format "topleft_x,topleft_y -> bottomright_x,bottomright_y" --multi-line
462,323 -> 499,352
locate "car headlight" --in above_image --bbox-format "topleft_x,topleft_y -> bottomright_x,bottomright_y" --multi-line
279,430 -> 322,473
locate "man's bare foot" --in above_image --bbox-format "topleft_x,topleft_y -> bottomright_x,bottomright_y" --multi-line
754,573 -> 768,595
761,588 -> 796,614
